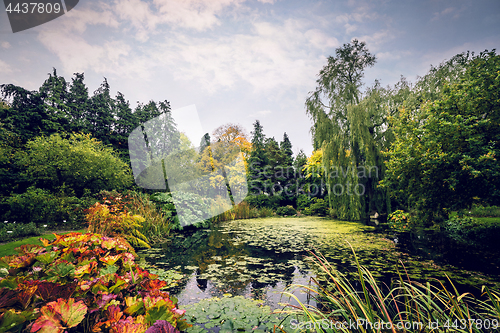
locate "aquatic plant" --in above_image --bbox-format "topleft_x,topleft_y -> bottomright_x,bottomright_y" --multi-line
278,245 -> 500,332
181,294 -> 298,332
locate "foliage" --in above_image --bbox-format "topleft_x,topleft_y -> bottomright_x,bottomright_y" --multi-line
383,50 -> 500,226
279,248 -> 500,333
0,232 -> 190,333
305,40 -> 388,221
181,295 -> 295,332
19,133 -> 133,197
100,191 -> 171,244
86,201 -> 151,249
0,222 -> 40,242
460,205 -> 500,217
309,198 -> 328,216
296,194 -> 311,211
387,210 -> 412,232
276,205 -> 297,216
0,230 -> 86,258
150,192 -> 213,230
445,214 -> 500,248
1,73 -> 171,157
247,120 -> 268,195
4,186 -> 95,226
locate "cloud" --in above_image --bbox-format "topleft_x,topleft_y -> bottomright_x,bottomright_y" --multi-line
248,110 -> 272,117
34,1 -> 337,96
0,60 -> 13,73
151,0 -> 245,31
354,29 -> 396,51
152,19 -> 336,96
431,7 -> 460,22
1,42 -> 11,49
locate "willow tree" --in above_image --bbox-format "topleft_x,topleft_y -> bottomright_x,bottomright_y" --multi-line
306,39 -> 390,220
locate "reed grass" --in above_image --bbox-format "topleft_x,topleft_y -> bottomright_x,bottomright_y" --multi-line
277,245 -> 500,332
125,191 -> 171,244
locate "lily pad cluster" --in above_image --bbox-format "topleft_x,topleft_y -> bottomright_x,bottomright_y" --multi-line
0,232 -> 190,333
181,295 -> 300,333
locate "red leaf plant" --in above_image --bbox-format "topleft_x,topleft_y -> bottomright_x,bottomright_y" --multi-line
0,232 -> 191,333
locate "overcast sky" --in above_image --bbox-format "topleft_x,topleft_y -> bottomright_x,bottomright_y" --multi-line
1,0 -> 499,155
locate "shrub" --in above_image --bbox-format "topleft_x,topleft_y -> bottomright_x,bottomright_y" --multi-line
388,209 -> 412,231
258,207 -> 274,218
100,191 -> 171,244
296,194 -> 311,211
86,201 -> 151,249
309,198 -> 328,216
19,133 -> 133,197
5,187 -> 95,226
461,205 -> 500,217
0,221 -> 40,242
328,207 -> 337,219
445,214 -> 500,248
244,194 -> 282,210
0,232 -> 190,333
276,205 -> 296,216
150,192 -> 213,229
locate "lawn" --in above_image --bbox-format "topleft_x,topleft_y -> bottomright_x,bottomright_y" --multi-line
0,229 -> 87,257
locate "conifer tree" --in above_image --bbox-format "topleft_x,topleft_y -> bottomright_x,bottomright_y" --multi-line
247,120 -> 267,195
67,72 -> 90,133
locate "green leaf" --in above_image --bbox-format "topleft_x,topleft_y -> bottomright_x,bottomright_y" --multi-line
99,264 -> 119,276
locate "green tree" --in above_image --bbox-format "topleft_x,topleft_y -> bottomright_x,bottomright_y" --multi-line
113,91 -> 138,158
383,50 -> 500,225
247,120 -> 268,195
279,133 -> 295,203
0,84 -> 48,143
89,78 -> 115,146
39,68 -> 70,133
306,39 -> 380,220
67,72 -> 90,133
19,133 -> 133,197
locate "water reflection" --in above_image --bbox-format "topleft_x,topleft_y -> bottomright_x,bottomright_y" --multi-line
139,217 -> 500,309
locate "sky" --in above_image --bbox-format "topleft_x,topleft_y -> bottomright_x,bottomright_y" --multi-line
1,0 -> 499,156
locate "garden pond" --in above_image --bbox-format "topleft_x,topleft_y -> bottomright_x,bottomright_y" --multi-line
138,216 -> 500,331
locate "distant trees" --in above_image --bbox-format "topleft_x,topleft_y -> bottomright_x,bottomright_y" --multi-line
0,70 -> 168,157
0,70 -> 177,223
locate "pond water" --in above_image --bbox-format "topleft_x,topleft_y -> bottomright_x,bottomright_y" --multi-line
139,217 -> 500,310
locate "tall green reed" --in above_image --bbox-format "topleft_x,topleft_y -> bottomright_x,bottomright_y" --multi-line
277,245 -> 500,332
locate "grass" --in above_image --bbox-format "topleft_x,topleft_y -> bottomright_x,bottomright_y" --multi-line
0,229 -> 86,257
475,217 -> 500,224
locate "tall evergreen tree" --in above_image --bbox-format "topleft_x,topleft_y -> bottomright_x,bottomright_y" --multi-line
89,78 -> 114,145
264,137 -> 282,193
39,68 -> 70,133
113,91 -> 138,155
247,120 -> 267,194
279,132 -> 295,202
0,84 -> 47,143
67,72 -> 90,133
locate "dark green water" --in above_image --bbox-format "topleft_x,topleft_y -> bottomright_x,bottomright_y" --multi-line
139,217 -> 500,310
